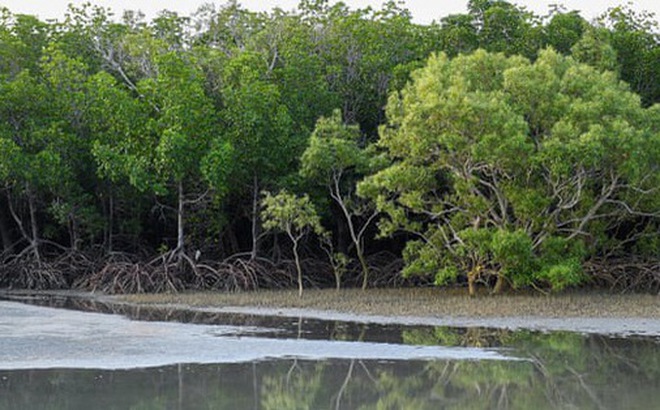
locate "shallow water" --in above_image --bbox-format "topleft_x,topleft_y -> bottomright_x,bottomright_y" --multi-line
1,294 -> 659,409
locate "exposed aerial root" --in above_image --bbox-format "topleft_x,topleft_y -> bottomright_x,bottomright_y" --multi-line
585,257 -> 660,293
74,252 -> 184,294
0,245 -> 73,290
0,259 -> 68,290
190,256 -> 295,292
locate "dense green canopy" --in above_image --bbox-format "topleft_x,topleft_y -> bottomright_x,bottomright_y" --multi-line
0,1 -> 657,293
360,48 -> 659,292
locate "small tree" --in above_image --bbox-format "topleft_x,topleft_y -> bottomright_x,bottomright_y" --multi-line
261,190 -> 324,297
301,109 -> 379,289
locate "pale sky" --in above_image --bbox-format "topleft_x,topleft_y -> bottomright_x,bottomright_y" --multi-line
1,1 -> 658,24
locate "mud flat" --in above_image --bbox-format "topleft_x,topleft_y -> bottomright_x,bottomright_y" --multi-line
0,300 -> 516,370
3,287 -> 660,337
113,288 -> 660,337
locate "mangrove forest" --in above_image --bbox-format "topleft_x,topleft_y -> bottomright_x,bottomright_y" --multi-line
0,0 -> 658,295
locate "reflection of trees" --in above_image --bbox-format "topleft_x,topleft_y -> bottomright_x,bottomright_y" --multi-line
261,362 -> 325,410
260,319 -> 376,409
403,327 -> 515,348
2,329 -> 659,409
400,327 -> 660,409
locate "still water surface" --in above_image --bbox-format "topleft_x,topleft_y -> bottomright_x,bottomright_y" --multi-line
1,295 -> 658,409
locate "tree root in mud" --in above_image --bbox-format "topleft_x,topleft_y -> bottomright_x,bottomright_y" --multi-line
74,252 -> 184,294
75,252 -> 298,294
189,257 -> 296,292
325,252 -> 414,289
0,259 -> 68,290
585,258 -> 660,293
0,247 -> 95,290
0,245 -> 415,294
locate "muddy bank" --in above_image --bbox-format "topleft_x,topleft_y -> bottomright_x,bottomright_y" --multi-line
3,288 -> 660,337
114,288 -> 660,317
112,288 -> 660,337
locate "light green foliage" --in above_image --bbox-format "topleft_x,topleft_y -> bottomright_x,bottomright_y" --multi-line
262,190 -> 324,296
301,109 -> 379,289
261,190 -> 324,240
300,109 -> 367,180
490,229 -> 535,287
570,28 -> 618,72
363,48 -> 659,291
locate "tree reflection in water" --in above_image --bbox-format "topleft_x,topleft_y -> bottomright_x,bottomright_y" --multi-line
1,327 -> 658,409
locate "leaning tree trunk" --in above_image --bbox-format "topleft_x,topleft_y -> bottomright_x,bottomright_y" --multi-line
493,273 -> 507,294
331,178 -> 371,290
292,238 -> 303,298
6,186 -> 42,264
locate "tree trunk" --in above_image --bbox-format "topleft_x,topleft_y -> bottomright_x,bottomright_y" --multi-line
176,180 -> 185,258
292,239 -> 303,298
337,213 -> 348,254
357,249 -> 369,290
223,224 -> 240,257
250,174 -> 260,261
107,191 -> 114,253
272,233 -> 281,264
70,207 -> 79,251
493,273 -> 507,294
332,179 -> 370,290
468,265 -> 481,297
27,189 -> 41,263
0,197 -> 12,253
7,187 -> 41,263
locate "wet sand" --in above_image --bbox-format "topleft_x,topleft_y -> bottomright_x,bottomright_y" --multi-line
113,288 -> 660,337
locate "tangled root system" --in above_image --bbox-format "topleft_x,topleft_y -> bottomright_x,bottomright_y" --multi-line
0,247 -> 71,290
74,252 -> 184,294
189,256 -> 295,292
0,259 -> 68,290
585,257 -> 660,293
